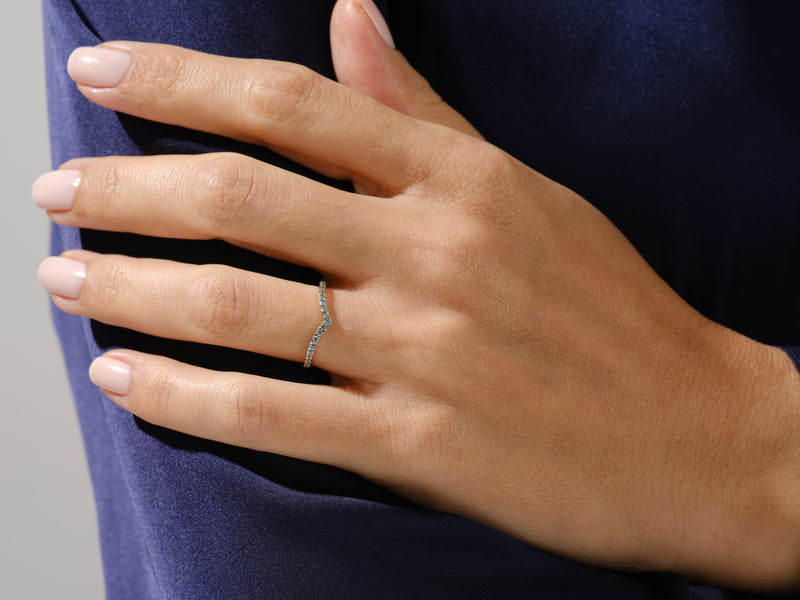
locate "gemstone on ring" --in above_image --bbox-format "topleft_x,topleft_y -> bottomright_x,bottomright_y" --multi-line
303,281 -> 332,368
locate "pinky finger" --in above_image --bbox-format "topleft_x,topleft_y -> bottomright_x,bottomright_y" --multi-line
89,350 -> 378,471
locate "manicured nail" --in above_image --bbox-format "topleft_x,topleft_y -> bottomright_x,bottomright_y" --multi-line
357,0 -> 395,49
37,256 -> 87,299
32,170 -> 81,210
67,46 -> 131,88
89,356 -> 132,396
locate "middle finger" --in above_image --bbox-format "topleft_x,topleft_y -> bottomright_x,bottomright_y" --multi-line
38,153 -> 392,280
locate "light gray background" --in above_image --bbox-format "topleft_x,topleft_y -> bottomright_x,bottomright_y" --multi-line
0,2 -> 105,598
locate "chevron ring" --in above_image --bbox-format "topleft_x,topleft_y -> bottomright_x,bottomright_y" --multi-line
303,281 -> 333,368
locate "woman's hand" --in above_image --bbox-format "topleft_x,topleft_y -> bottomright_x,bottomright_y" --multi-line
34,0 -> 800,591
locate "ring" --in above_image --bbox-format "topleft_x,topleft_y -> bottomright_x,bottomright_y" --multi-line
303,281 -> 333,368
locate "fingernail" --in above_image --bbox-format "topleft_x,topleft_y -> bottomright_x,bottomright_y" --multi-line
357,0 -> 395,49
37,256 -> 87,299
67,46 -> 131,88
89,356 -> 132,396
32,170 -> 81,210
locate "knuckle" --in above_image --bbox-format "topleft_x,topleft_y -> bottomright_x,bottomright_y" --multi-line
409,78 -> 444,113
193,153 -> 259,232
382,307 -> 472,379
213,378 -> 267,444
78,162 -> 123,217
448,140 -> 518,214
186,266 -> 252,339
147,366 -> 177,424
469,142 -> 517,195
444,219 -> 490,267
410,410 -> 462,466
424,310 -> 475,367
245,63 -> 322,130
90,258 -> 130,308
135,52 -> 190,102
413,216 -> 494,292
378,402 -> 464,477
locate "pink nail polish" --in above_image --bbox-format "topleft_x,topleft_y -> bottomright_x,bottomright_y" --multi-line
37,256 -> 87,299
67,46 -> 132,88
89,356 -> 132,396
357,0 -> 395,49
32,170 -> 81,210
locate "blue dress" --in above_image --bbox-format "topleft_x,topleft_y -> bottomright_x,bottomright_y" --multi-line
43,0 -> 799,597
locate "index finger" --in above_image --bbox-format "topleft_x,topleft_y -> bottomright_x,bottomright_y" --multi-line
68,42 -> 444,192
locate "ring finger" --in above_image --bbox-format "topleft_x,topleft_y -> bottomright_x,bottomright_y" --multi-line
38,250 -> 376,379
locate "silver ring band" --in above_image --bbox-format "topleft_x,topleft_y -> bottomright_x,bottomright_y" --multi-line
303,281 -> 332,368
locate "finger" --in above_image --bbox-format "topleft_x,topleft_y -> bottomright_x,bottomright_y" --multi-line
88,349 -> 387,473
67,41 -> 448,192
330,0 -> 483,140
39,251 -> 377,379
38,153 -> 389,279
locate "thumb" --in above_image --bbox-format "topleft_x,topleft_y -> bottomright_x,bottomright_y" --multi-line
330,0 -> 483,139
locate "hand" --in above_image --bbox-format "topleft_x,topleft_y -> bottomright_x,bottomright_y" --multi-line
34,0 -> 800,591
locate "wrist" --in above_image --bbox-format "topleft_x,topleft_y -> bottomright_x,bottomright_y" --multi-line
666,323 -> 800,592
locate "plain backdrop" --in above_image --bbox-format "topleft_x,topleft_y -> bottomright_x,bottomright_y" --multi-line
0,2 -> 105,598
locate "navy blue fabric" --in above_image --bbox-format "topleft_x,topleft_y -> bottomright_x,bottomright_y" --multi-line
42,0 -> 797,598
780,347 -> 800,375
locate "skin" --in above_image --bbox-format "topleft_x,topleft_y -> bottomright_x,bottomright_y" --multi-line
39,0 -> 800,592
